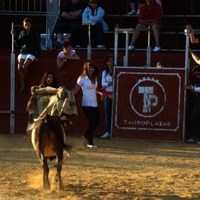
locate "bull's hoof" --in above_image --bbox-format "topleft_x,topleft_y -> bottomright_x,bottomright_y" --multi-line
43,181 -> 50,190
64,144 -> 72,151
58,182 -> 64,190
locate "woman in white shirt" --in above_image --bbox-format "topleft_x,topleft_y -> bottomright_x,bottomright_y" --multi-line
73,61 -> 102,148
101,55 -> 114,139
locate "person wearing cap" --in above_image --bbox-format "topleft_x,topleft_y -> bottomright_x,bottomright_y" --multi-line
185,65 -> 200,144
82,0 -> 108,48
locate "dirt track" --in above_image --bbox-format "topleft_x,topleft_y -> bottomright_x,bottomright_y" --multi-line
0,134 -> 200,200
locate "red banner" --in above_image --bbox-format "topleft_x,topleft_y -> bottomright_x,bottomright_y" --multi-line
112,67 -> 186,141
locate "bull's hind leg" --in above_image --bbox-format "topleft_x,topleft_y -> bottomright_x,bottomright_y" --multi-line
56,159 -> 63,190
43,158 -> 50,189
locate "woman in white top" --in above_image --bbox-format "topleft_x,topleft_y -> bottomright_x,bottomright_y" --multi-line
101,55 -> 114,139
73,61 -> 102,148
56,41 -> 80,69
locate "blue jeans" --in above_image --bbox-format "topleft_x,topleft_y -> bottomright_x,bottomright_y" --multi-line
103,97 -> 112,133
189,100 -> 200,140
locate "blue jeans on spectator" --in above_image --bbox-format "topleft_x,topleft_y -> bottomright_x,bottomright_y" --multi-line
104,97 -> 112,134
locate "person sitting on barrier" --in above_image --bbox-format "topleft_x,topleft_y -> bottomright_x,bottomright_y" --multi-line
53,0 -> 84,48
82,0 -> 109,48
185,66 -> 200,144
12,17 -> 41,93
56,41 -> 80,70
128,0 -> 162,52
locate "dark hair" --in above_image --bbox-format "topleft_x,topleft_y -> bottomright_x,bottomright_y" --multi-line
89,0 -> 100,7
23,17 -> 32,24
104,54 -> 114,74
192,65 -> 200,74
63,40 -> 72,48
40,71 -> 59,88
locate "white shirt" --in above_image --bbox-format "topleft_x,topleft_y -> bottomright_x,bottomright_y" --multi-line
101,70 -> 113,93
77,75 -> 98,107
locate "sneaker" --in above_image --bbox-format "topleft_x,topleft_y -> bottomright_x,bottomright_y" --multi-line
197,141 -> 200,145
128,45 -> 135,50
101,132 -> 110,139
126,10 -> 136,15
96,45 -> 105,48
153,46 -> 161,52
136,9 -> 140,15
186,138 -> 196,143
87,144 -> 97,148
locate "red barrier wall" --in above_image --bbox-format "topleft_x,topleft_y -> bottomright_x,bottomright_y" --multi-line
0,49 -> 190,141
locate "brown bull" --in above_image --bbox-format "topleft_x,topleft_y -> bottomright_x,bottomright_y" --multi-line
31,114 -> 68,190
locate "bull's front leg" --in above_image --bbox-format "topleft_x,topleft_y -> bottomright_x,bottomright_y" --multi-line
43,158 -> 50,189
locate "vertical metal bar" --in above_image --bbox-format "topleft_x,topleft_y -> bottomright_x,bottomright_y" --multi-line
21,0 -> 23,12
10,22 -> 15,134
114,25 -> 119,66
40,0 -> 42,12
123,31 -> 129,66
28,0 -> 29,12
87,22 -> 91,60
183,27 -> 190,141
34,0 -> 36,12
146,25 -> 151,67
9,0 -> 11,10
184,28 -> 190,74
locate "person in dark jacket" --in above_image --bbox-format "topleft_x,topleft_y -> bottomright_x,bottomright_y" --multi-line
13,17 -> 41,92
185,66 -> 200,144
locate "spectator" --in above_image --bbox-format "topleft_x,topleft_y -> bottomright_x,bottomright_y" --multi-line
128,0 -> 162,52
185,66 -> 200,144
72,61 -> 102,148
56,41 -> 80,70
126,0 -> 145,15
155,60 -> 165,68
26,71 -> 77,147
53,0 -> 84,48
82,0 -> 108,48
100,54 -> 114,139
12,17 -> 41,92
27,71 -> 59,119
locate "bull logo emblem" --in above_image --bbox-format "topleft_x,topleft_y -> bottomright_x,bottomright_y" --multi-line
130,77 -> 166,118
